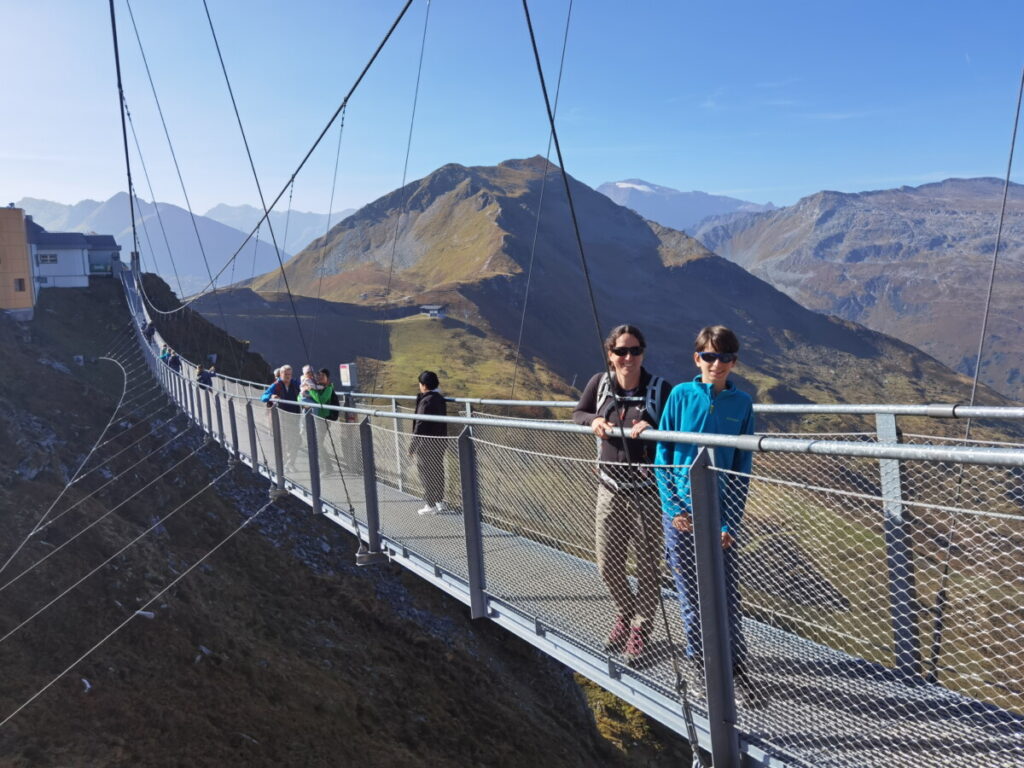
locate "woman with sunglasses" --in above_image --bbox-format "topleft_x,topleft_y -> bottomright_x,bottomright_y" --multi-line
655,324 -> 755,686
574,324 -> 672,666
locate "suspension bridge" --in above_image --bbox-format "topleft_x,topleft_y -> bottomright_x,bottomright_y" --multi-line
5,2 -> 1016,764
108,264 -> 1024,767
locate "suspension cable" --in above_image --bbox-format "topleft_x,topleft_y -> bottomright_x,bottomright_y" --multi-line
29,423 -> 195,541
125,101 -> 185,298
123,0 -> 416,318
0,497 -> 271,729
927,65 -> 1024,685
369,0 -> 432,397
202,0 -> 310,363
108,0 -> 140,273
509,0 -> 574,404
521,3 -> 706,761
310,105 -> 348,363
0,355 -> 129,578
123,0 -> 237,354
0,440 -> 209,599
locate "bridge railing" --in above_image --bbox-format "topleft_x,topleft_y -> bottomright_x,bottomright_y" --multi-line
146,351 -> 1024,766
126,277 -> 1024,767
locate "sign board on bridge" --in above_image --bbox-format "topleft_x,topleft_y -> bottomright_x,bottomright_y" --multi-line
338,363 -> 357,391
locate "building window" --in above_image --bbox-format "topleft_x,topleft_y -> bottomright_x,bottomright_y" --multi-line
38,253 -> 58,265
14,278 -> 26,292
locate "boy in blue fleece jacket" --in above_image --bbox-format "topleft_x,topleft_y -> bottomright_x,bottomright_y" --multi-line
655,325 -> 754,672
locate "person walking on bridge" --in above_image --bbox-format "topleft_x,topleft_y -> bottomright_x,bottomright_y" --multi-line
410,370 -> 448,515
574,324 -> 671,666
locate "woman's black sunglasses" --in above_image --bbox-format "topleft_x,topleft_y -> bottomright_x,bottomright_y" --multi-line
697,351 -> 737,364
610,346 -> 645,357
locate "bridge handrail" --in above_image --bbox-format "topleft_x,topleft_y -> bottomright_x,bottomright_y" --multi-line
211,392 -> 1024,467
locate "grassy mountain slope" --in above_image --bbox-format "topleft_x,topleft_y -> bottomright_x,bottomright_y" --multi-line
216,159 -> 1016,425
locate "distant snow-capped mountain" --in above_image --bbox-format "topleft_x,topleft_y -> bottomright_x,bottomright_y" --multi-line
596,179 -> 774,233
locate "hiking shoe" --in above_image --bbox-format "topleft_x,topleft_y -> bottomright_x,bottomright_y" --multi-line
603,616 -> 629,653
417,504 -> 438,516
623,625 -> 649,666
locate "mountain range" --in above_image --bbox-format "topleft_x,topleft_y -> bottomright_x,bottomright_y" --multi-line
204,156 -> 1013,420
203,203 -> 355,257
596,179 -> 774,233
16,194 -> 293,297
693,178 -> 1024,401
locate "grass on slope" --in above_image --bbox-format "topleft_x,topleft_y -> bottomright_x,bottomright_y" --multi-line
359,313 -> 577,405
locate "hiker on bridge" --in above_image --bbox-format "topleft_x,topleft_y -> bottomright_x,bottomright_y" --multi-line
306,367 -> 340,460
410,370 -> 449,516
262,364 -> 303,471
574,324 -> 672,666
655,325 -> 755,681
196,364 -> 215,390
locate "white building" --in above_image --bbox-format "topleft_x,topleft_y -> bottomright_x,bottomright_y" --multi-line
27,218 -> 121,289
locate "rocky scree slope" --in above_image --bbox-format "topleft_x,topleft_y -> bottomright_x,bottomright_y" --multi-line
694,178 -> 1024,401
0,280 -> 688,767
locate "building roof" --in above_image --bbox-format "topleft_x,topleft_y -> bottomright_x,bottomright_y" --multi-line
34,231 -> 90,248
85,234 -> 120,250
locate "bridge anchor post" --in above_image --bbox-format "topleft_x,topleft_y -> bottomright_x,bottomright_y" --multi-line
356,417 -> 385,566
305,408 -> 323,515
876,414 -> 922,678
690,448 -> 740,767
458,426 -> 487,619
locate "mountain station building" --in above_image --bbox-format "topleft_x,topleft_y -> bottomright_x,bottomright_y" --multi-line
0,205 -> 121,321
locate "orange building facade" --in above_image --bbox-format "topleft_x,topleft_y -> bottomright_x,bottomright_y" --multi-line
0,207 -> 34,320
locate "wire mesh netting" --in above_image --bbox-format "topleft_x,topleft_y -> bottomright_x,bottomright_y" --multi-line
370,424 -> 468,580
138,333 -> 1024,767
717,455 -> 1024,767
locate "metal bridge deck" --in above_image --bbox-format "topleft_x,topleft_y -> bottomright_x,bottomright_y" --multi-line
242,420 -> 1024,768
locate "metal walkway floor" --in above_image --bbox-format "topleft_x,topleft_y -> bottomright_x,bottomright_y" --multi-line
238,418 -> 1024,768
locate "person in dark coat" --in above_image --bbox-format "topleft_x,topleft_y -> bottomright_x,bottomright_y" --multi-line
167,351 -> 181,373
196,365 -> 215,389
410,370 -> 448,515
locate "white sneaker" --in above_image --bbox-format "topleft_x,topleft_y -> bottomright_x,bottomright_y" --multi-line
417,504 -> 437,516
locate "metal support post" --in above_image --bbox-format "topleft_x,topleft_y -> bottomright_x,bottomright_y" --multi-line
245,401 -> 258,467
463,401 -> 472,419
269,406 -> 287,499
689,448 -> 740,768
203,387 -> 214,437
186,380 -> 196,424
227,395 -> 239,462
458,426 -> 487,619
391,396 -> 404,492
214,392 -> 225,445
876,413 -> 921,677
305,409 -> 323,515
356,417 -> 385,566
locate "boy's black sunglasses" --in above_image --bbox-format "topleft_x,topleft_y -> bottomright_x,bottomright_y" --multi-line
697,351 -> 737,364
610,346 -> 645,357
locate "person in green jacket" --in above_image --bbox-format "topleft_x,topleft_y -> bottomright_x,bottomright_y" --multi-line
307,368 -> 340,464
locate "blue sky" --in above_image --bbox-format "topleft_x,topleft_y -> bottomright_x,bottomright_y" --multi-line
2,1 -> 1022,215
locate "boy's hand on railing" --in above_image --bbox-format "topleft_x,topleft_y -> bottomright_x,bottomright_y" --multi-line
672,514 -> 692,533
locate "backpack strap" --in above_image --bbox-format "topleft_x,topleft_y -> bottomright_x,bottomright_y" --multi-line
643,375 -> 665,426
